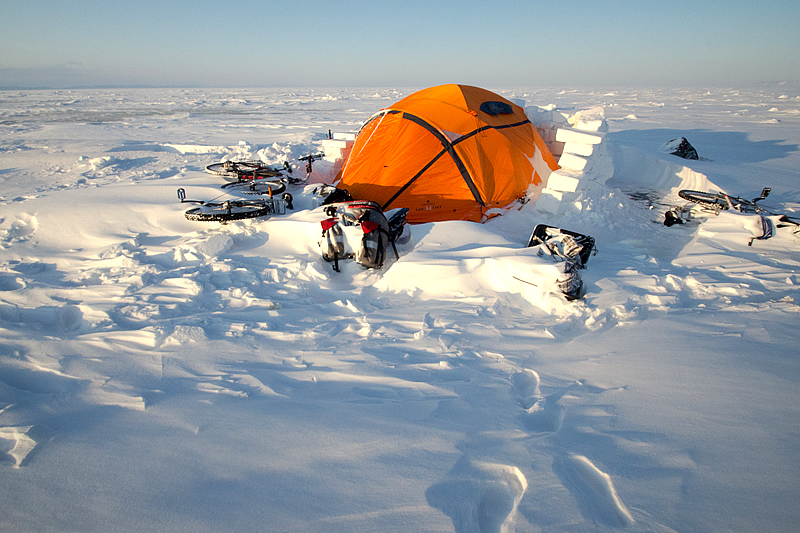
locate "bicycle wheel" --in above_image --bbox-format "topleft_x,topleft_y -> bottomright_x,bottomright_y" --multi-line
678,190 -> 730,209
206,162 -> 239,177
220,179 -> 286,195
184,201 -> 272,222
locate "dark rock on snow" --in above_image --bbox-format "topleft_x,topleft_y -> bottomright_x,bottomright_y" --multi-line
662,137 -> 699,160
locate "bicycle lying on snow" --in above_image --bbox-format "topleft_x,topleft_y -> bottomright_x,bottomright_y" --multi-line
206,160 -> 298,195
665,187 -> 800,245
206,160 -> 291,181
177,187 -> 293,222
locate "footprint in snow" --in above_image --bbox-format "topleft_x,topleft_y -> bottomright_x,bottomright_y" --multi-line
426,457 -> 528,533
0,275 -> 24,291
511,368 -> 540,409
0,426 -> 38,468
1,213 -> 38,244
512,368 -> 566,434
554,453 -> 635,528
520,394 -> 566,434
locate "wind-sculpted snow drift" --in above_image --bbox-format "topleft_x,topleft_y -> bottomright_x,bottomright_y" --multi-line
1,86 -> 799,532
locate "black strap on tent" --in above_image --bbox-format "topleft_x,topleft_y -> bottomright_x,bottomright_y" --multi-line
381,112 -> 484,211
454,118 -> 533,143
370,109 -> 535,214
382,148 -> 450,212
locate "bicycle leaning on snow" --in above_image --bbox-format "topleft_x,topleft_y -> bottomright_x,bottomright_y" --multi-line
206,159 -> 290,181
664,187 -> 800,245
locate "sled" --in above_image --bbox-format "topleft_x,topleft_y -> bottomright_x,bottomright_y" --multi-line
527,224 -> 595,266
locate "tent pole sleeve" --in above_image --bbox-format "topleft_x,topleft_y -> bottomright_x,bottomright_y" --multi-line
400,112 -> 485,207
451,118 -> 533,145
381,148 -> 448,211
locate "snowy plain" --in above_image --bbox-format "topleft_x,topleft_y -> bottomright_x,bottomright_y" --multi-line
1,84 -> 799,532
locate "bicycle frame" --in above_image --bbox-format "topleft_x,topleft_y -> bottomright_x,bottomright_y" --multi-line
723,187 -> 771,214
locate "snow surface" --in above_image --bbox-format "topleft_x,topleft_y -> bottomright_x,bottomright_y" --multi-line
1,85 -> 800,532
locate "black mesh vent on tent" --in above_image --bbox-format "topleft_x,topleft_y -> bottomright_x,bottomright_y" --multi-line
479,101 -> 513,116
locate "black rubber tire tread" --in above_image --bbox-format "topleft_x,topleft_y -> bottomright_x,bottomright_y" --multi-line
205,163 -> 230,176
678,190 -> 730,209
184,203 -> 272,222
220,179 -> 286,195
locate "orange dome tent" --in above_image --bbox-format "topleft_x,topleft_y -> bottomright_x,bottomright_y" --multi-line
335,84 -> 559,224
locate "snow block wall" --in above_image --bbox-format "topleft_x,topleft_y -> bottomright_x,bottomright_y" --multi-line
321,132 -> 355,165
527,106 -> 614,216
315,132 -> 355,183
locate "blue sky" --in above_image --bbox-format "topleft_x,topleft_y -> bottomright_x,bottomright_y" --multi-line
1,0 -> 798,88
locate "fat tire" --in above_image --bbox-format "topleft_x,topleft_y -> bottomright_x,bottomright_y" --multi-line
206,162 -> 241,177
184,203 -> 272,222
678,190 -> 729,209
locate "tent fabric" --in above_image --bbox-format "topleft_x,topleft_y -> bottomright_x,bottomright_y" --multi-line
335,84 -> 559,224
